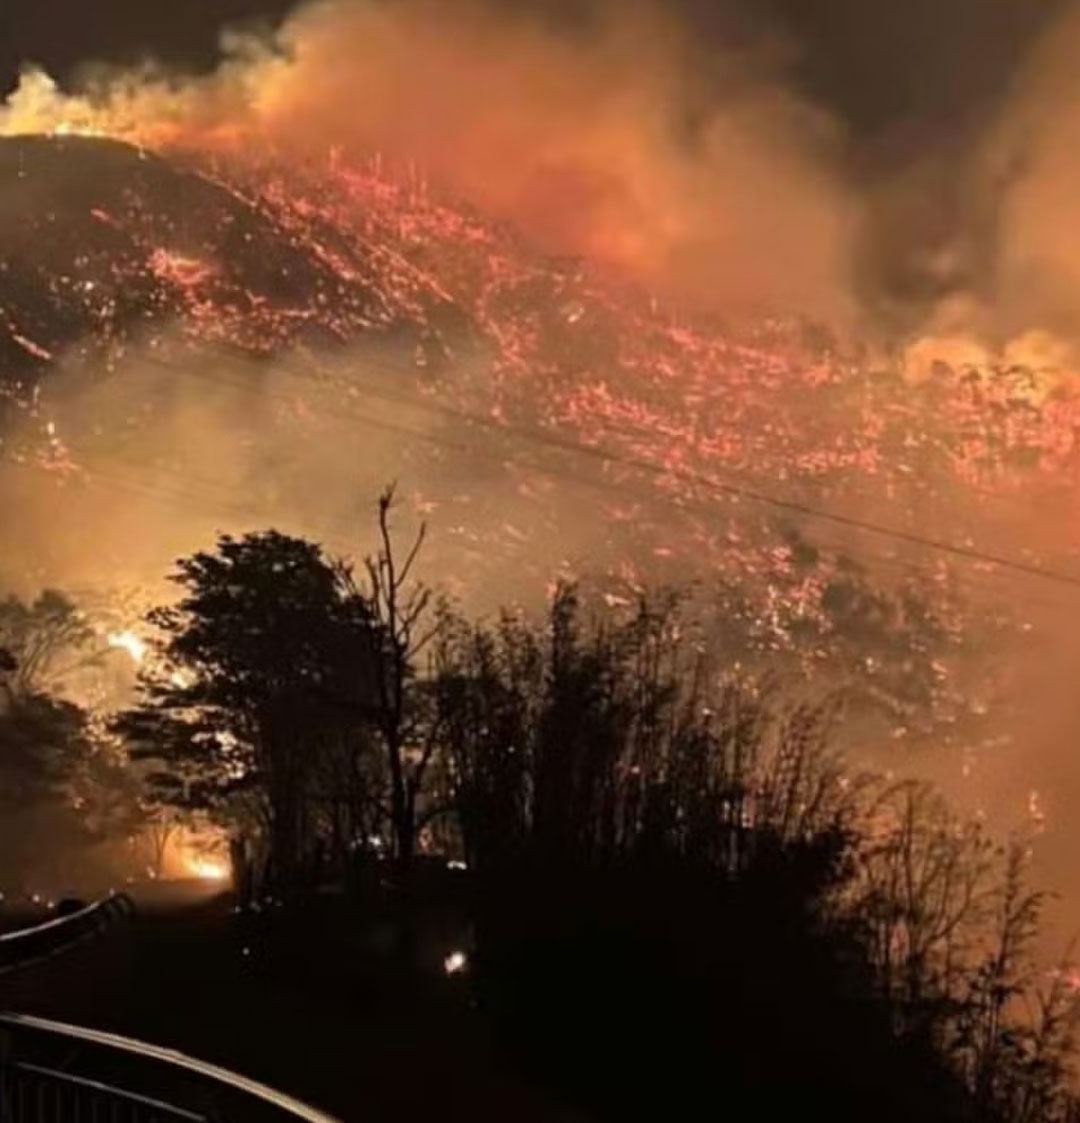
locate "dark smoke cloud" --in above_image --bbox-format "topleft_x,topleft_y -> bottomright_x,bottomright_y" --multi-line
864,0 -> 1080,362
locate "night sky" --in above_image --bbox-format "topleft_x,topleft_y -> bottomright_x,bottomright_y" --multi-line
0,0 -> 1068,147
0,1 -> 296,102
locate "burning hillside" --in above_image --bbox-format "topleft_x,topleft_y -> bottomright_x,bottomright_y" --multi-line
6,0 -> 1080,1000
0,134 -> 459,392
0,126 -> 1074,768
4,131 -> 1078,575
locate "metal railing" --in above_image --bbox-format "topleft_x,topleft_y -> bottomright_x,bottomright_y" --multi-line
0,1013 -> 341,1122
0,895 -> 136,976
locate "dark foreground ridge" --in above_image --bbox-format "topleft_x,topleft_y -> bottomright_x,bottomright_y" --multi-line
0,882 -> 581,1123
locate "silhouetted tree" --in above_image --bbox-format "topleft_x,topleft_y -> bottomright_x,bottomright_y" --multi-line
341,486 -> 440,872
100,522 -> 1079,1121
432,582 -> 1076,1122
0,644 -> 14,708
0,639 -> 145,888
0,687 -> 86,812
115,530 -> 378,897
0,589 -> 94,696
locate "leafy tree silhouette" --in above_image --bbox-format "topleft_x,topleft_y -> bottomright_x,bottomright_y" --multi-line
110,525 -> 1079,1121
116,530 -> 378,898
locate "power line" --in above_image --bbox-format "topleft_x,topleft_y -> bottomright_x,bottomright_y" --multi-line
0,452 -> 363,558
122,347 -> 1080,592
7,402 -> 1078,620
15,341 -> 1080,594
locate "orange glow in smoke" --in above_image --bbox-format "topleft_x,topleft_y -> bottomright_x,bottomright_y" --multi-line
107,630 -> 148,665
185,854 -> 230,882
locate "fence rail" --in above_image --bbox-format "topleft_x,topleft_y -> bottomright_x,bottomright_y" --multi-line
0,894 -> 135,976
0,1014 -> 341,1122
2,1058 -> 206,1122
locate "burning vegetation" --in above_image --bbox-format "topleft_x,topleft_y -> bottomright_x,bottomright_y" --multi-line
0,124 -> 1075,784
4,0 -> 1080,1116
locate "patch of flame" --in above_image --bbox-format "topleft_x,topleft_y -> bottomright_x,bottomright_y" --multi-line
149,249 -> 218,290
107,630 -> 148,665
186,855 -> 230,882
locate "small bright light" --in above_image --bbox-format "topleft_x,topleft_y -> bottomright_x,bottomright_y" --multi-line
443,950 -> 468,976
176,827 -> 231,883
187,857 -> 229,881
51,120 -> 103,138
446,860 -> 468,871
108,631 -> 148,665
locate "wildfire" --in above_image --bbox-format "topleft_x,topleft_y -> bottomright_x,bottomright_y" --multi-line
186,855 -> 230,882
2,48 -> 1079,747
52,119 -> 106,139
107,631 -> 148,665
0,69 -> 103,138
148,249 -> 218,291
3,84 -> 1078,547
0,122 -> 1070,733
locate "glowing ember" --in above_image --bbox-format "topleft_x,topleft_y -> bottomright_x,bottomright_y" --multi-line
443,950 -> 468,975
0,86 -> 1076,770
148,248 -> 218,290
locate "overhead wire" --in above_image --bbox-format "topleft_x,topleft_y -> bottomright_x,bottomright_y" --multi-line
4,357 -> 1076,620
5,329 -> 1078,605
120,346 -> 1080,592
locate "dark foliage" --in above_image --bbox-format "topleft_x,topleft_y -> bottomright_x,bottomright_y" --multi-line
108,526 -> 1078,1121
435,585 -> 1077,1122
115,529 -> 380,897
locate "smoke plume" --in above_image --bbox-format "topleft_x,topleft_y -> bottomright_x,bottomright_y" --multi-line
0,0 -> 855,322
5,0 -> 1080,947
